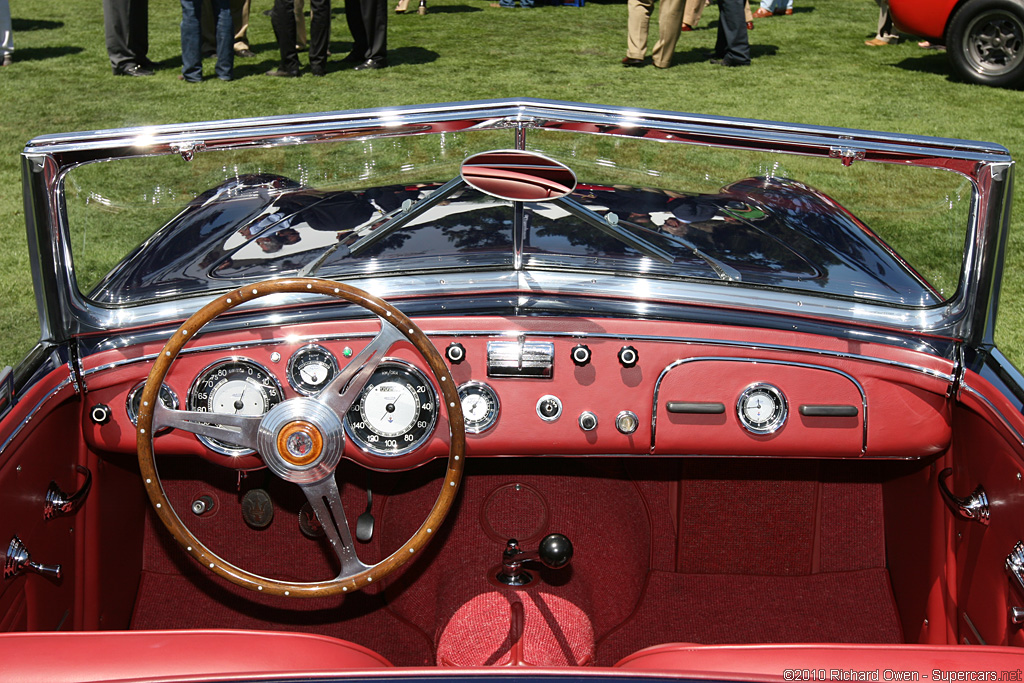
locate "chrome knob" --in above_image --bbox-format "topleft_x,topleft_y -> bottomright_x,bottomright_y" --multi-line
5,536 -> 61,580
578,411 -> 598,431
615,410 -> 639,435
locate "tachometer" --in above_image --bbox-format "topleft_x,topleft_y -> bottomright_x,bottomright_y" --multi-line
345,360 -> 437,457
188,359 -> 284,455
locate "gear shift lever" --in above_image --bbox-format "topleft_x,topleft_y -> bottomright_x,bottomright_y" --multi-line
496,533 -> 573,586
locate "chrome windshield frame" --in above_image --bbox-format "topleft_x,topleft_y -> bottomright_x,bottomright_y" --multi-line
20,98 -> 1015,349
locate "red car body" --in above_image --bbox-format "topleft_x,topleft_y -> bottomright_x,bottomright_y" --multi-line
890,0 -> 960,39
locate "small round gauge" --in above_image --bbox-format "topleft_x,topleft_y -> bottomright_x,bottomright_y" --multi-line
287,344 -> 338,396
126,381 -> 179,431
345,360 -> 438,457
188,359 -> 284,456
458,381 -> 500,434
736,383 -> 787,435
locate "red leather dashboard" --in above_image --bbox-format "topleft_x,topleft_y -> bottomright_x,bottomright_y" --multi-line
79,316 -> 954,468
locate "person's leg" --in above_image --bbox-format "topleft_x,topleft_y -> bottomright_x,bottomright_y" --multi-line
308,0 -> 330,71
270,0 -> 301,72
213,0 -> 234,79
180,0 -> 203,80
233,0 -> 251,52
652,0 -> 685,67
625,0 -> 654,61
876,0 -> 895,40
127,0 -> 149,63
295,0 -> 308,49
345,0 -> 367,59
682,0 -> 702,28
0,0 -> 13,64
104,0 -> 133,70
361,0 -> 387,64
716,0 -> 749,63
201,0 -> 215,55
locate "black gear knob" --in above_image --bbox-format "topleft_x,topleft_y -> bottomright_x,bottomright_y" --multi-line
537,533 -> 573,569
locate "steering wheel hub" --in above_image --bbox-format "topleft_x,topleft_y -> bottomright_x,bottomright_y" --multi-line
278,421 -> 323,466
257,397 -> 345,484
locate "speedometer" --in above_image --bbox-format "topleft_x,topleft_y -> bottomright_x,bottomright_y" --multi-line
345,360 -> 438,457
188,358 -> 284,456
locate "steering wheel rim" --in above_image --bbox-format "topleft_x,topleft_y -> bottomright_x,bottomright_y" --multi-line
135,277 -> 466,597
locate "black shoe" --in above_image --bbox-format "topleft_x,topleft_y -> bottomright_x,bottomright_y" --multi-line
113,62 -> 154,76
310,64 -> 327,76
340,52 -> 364,64
265,68 -> 301,77
136,56 -> 159,71
235,48 -> 256,58
621,57 -> 645,67
352,58 -> 387,70
710,56 -> 750,66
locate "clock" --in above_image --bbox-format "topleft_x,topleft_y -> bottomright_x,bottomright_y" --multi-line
736,383 -> 787,435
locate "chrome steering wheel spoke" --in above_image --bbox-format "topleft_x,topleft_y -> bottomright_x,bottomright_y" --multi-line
316,317 -> 406,416
153,401 -> 263,453
299,476 -> 369,578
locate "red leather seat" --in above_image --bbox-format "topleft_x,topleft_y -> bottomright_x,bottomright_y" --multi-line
0,629 -> 391,682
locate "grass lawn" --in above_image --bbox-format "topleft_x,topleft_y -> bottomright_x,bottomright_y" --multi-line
1,0 -> 1022,369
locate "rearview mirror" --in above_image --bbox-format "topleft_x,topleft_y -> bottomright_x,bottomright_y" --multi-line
461,150 -> 577,202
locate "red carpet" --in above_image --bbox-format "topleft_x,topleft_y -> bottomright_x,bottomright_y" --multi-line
130,457 -> 903,666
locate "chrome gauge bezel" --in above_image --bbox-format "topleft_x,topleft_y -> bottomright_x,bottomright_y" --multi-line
126,381 -> 179,431
187,357 -> 284,456
286,343 -> 339,396
344,359 -> 439,458
457,381 -> 500,434
736,382 -> 788,435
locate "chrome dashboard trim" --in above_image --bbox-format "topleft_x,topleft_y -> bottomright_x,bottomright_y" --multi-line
56,269 -> 972,342
80,329 -> 956,386
650,357 -> 869,455
0,377 -> 74,457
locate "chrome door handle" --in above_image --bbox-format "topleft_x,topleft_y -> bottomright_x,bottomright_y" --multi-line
44,465 -> 91,520
938,467 -> 989,526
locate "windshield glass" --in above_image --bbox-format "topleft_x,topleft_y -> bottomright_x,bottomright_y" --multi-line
63,127 -> 972,309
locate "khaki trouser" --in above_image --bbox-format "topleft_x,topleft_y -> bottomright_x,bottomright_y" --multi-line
626,0 -> 685,68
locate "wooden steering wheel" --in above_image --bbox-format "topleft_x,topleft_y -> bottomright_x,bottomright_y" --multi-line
135,278 -> 465,597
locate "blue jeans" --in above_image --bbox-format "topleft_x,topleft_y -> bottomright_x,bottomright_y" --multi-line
499,0 -> 533,7
181,0 -> 232,81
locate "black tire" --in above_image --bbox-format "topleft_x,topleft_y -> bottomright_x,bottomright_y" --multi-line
947,0 -> 1024,86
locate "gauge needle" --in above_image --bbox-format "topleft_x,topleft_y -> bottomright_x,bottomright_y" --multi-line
234,390 -> 246,413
